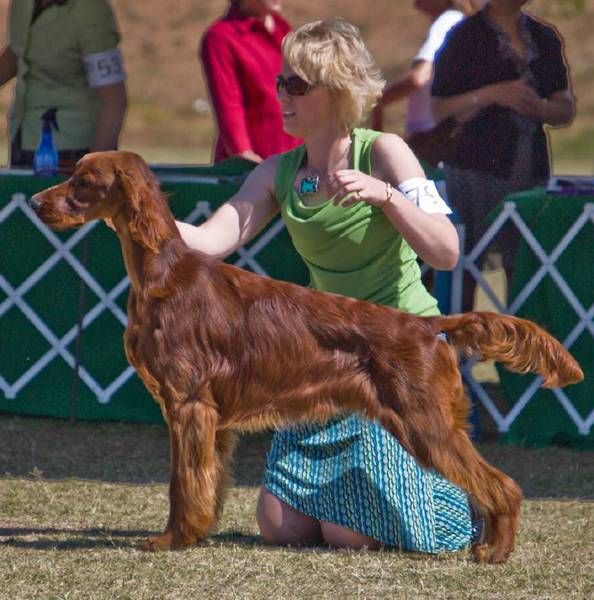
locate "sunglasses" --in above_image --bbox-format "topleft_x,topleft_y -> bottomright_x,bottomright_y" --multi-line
275,74 -> 313,96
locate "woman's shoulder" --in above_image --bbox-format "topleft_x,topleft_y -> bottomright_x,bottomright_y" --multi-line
445,10 -> 487,40
368,132 -> 424,182
202,19 -> 233,43
525,13 -> 563,44
353,127 -> 383,144
69,0 -> 117,22
202,10 -> 248,45
434,10 -> 495,60
363,129 -> 406,150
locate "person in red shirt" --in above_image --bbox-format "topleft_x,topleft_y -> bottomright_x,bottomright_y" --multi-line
200,0 -> 301,163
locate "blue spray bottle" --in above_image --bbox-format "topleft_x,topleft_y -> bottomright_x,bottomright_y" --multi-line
33,108 -> 59,176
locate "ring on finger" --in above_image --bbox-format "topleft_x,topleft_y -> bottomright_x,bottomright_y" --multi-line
355,190 -> 362,200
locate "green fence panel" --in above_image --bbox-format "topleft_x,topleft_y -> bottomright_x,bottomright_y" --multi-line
0,161 -> 308,423
498,190 -> 594,449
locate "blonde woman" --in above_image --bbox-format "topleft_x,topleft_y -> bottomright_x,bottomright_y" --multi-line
178,18 -> 483,553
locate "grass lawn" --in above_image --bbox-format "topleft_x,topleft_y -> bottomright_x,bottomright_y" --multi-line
0,415 -> 592,600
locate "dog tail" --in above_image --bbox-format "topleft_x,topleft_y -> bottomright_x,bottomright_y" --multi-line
433,312 -> 583,388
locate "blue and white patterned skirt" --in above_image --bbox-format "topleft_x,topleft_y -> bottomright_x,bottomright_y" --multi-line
263,415 -> 472,553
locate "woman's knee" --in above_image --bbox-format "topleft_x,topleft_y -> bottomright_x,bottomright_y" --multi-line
256,486 -> 322,546
320,521 -> 381,551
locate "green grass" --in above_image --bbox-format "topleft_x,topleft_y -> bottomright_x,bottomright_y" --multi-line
0,415 -> 592,599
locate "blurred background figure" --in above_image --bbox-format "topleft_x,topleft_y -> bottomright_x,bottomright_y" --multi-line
431,0 -> 575,311
200,0 -> 300,164
0,0 -> 128,170
372,0 -> 481,166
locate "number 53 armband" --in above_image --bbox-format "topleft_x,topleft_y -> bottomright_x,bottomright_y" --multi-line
83,48 -> 126,87
397,177 -> 452,215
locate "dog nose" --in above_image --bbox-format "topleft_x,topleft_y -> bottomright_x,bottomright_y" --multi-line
28,194 -> 42,212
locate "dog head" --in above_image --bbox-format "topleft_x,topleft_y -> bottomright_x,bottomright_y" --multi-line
29,151 -> 173,252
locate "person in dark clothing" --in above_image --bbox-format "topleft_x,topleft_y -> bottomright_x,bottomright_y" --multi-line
431,0 -> 575,311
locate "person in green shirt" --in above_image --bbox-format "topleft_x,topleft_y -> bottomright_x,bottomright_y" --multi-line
177,18 -> 483,553
0,0 -> 127,169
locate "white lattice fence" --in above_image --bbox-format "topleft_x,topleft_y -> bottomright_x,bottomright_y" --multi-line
449,200 -> 594,439
1,187 -> 592,438
0,190 -> 298,420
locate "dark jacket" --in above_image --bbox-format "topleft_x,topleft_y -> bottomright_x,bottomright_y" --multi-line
431,10 -> 570,179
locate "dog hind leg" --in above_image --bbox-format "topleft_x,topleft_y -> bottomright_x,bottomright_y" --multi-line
430,429 -> 522,564
372,377 -> 521,563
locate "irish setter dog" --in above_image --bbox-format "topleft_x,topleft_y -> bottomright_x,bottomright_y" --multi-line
30,151 -> 583,563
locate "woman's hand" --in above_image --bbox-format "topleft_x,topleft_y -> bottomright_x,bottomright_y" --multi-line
236,149 -> 264,164
328,169 -> 389,209
490,78 -> 544,119
434,79 -> 546,125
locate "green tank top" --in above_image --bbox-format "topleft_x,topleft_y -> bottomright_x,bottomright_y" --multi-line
274,128 -> 439,316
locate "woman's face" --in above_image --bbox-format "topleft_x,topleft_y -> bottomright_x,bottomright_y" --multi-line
276,62 -> 335,139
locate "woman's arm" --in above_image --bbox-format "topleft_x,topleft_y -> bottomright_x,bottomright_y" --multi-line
330,133 -> 459,270
90,81 -> 128,151
200,30 -> 257,160
432,79 -> 536,123
176,156 -> 280,259
433,80 -> 575,128
372,60 -> 432,130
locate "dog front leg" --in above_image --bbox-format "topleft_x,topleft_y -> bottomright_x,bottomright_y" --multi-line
213,429 -> 238,525
140,399 -> 221,551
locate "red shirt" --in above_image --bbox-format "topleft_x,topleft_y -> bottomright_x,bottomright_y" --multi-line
200,6 -> 301,162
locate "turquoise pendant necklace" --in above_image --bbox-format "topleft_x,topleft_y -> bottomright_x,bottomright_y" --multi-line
299,175 -> 320,195
298,138 -> 352,195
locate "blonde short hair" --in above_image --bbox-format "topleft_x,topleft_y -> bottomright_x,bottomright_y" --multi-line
282,18 -> 385,130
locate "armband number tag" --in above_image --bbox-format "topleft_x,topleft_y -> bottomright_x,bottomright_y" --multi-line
397,178 -> 452,215
84,48 -> 126,87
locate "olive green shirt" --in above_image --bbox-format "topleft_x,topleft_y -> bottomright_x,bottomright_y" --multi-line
274,128 -> 440,316
8,0 -> 121,150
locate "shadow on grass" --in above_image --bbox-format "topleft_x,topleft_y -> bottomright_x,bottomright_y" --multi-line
1,414 -> 592,500
0,526 -> 264,551
0,526 -> 152,550
0,527 -> 435,556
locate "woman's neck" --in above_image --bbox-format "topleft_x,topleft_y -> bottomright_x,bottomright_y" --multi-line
487,1 -> 523,32
303,129 -> 352,174
237,3 -> 275,33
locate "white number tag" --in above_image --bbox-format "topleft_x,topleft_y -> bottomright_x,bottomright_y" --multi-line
397,177 -> 452,215
83,48 -> 126,87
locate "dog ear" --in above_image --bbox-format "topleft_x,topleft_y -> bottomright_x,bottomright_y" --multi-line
115,165 -> 171,253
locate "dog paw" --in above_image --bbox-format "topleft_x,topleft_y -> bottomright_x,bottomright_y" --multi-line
471,542 -> 511,564
139,532 -> 174,552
